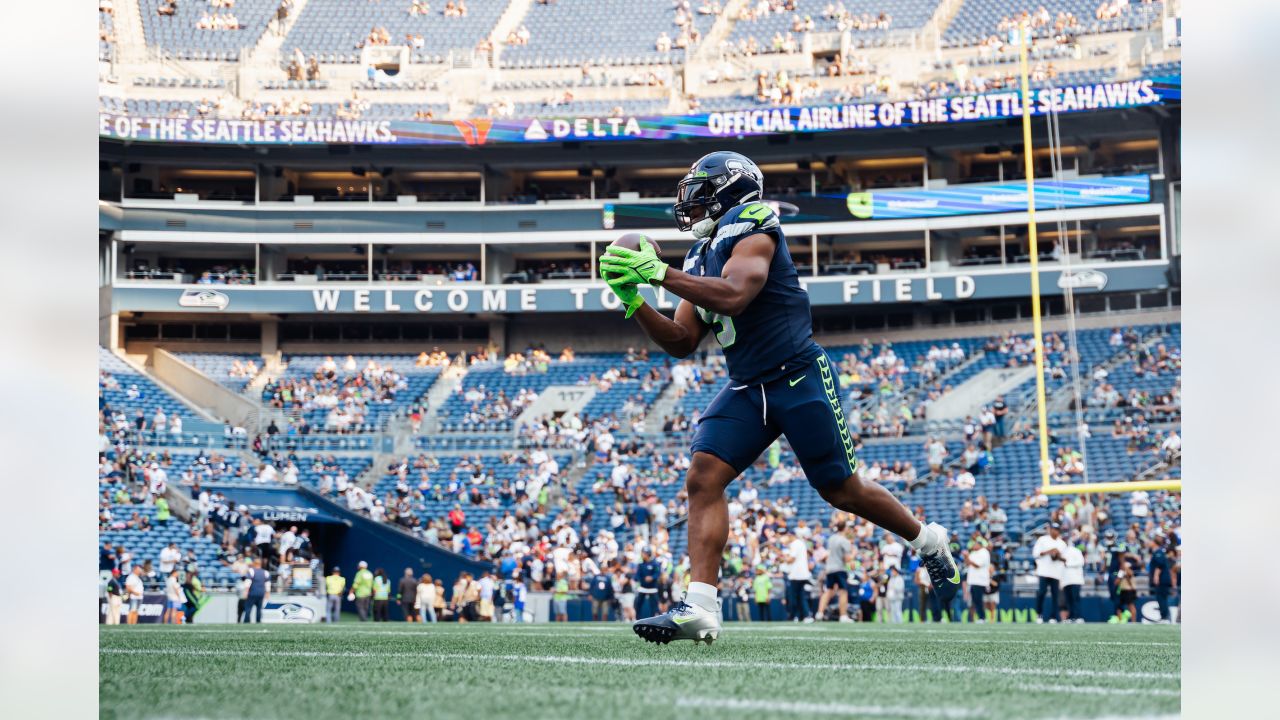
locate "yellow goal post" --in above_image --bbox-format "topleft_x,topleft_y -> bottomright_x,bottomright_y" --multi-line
1013,21 -> 1179,497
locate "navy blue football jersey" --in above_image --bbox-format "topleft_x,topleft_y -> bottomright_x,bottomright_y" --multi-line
681,202 -> 820,385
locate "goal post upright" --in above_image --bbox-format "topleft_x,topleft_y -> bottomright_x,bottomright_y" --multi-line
1016,24 -> 1181,498
1016,22 -> 1054,493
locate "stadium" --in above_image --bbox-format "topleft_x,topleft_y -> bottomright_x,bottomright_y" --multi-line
97,0 -> 1182,717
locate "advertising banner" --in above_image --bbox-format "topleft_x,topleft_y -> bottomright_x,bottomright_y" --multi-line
190,593 -> 327,624
99,78 -> 1173,147
206,485 -> 347,525
606,176 -> 1150,227
99,592 -> 165,624
112,263 -> 1169,315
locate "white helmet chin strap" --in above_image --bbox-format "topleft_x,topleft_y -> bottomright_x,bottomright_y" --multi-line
691,217 -> 717,239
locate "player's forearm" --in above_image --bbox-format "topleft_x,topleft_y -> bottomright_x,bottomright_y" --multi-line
659,268 -> 752,316
633,304 -> 699,358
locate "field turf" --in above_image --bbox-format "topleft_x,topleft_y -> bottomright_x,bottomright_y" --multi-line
100,622 -> 1180,720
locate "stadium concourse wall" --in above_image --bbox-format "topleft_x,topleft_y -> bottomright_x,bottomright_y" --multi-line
548,589 -> 1176,624
150,348 -> 259,428
209,484 -> 488,621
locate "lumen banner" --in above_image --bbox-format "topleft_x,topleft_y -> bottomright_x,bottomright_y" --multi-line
98,78 -> 1173,147
111,263 -> 1169,314
606,176 -> 1151,227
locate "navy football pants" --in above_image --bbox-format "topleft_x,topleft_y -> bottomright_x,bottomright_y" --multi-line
691,353 -> 859,489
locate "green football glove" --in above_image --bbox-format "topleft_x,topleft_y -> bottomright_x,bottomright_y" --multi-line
599,237 -> 669,285
600,265 -> 645,319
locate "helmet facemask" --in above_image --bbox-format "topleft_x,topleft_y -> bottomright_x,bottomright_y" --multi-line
674,174 -> 721,237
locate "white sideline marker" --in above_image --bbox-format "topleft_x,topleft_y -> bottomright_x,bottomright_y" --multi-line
1016,684 -> 1181,698
99,648 -> 1181,681
675,696 -> 983,718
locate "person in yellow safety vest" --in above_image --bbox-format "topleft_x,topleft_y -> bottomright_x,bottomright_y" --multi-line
155,496 -> 171,525
325,566 -> 345,623
372,568 -> 391,622
350,561 -> 374,621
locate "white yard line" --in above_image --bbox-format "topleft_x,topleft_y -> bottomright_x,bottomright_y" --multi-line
674,696 -> 983,718
726,634 -> 1179,647
99,647 -> 1180,681
117,627 -> 1177,647
1016,684 -> 1181,698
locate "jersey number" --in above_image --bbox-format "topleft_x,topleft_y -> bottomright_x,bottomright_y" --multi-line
697,307 -> 737,348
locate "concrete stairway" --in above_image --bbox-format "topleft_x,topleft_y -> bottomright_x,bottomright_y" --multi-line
486,0 -> 536,67
113,0 -> 149,63
248,0 -> 313,66
926,365 -> 1037,421
641,379 -> 685,433
417,365 -> 468,435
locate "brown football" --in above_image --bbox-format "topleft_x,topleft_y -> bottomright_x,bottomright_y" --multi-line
610,232 -> 662,258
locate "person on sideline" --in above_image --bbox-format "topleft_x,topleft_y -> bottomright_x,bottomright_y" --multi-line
125,565 -> 145,625
1062,539 -> 1086,622
752,565 -> 773,621
815,521 -> 854,622
885,565 -> 905,623
372,568 -> 391,622
351,561 -> 374,621
104,569 -> 124,625
1033,523 -> 1067,623
242,558 -> 271,623
163,569 -> 185,624
965,538 -> 992,623
324,566 -> 345,623
416,573 -> 437,623
398,568 -> 419,622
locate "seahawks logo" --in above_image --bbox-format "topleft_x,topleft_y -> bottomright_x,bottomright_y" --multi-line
178,289 -> 230,310
276,602 -> 316,622
724,159 -> 762,185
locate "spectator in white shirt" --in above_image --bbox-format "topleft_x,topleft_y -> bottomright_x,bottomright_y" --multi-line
885,565 -> 905,623
783,533 -> 813,622
278,526 -> 297,562
965,539 -> 991,622
1061,539 -> 1085,622
1131,490 -> 1150,519
879,536 -> 904,571
258,463 -> 278,484
148,463 -> 168,496
1160,431 -> 1181,462
125,566 -> 146,624
158,542 -> 181,574
1032,523 -> 1067,623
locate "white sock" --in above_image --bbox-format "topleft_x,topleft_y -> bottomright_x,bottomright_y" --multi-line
685,581 -> 719,612
906,523 -> 933,551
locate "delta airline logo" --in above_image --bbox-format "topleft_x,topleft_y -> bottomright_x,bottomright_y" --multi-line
177,289 -> 229,310
524,119 -> 548,141
453,119 -> 494,145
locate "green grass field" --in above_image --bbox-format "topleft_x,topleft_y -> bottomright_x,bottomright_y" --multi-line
100,622 -> 1180,720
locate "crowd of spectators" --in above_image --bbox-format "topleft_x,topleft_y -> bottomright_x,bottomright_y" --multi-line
240,97 -> 316,119
654,0 -> 711,52
262,356 -> 409,433
504,24 -> 532,47
196,0 -> 243,31
285,51 -> 322,83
